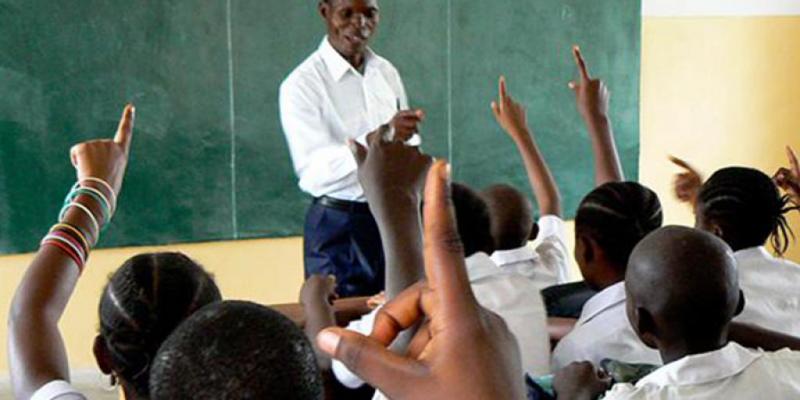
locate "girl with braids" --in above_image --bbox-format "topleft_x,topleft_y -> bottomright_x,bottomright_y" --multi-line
672,156 -> 800,336
550,47 -> 664,370
8,105 -> 222,400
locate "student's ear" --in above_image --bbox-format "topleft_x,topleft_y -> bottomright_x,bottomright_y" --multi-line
576,234 -> 595,264
633,307 -> 659,349
93,335 -> 113,375
318,1 -> 330,19
734,289 -> 746,317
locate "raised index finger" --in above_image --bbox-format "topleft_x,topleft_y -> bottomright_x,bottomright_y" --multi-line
572,45 -> 591,82
787,146 -> 800,175
668,155 -> 700,175
422,161 -> 478,321
114,104 -> 135,155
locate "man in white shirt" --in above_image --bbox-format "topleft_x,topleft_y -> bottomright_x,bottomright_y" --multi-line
280,0 -> 423,297
333,183 -> 552,392
733,246 -> 800,336
554,226 -> 800,399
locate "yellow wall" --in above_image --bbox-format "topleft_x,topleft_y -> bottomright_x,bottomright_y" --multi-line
3,12 -> 800,384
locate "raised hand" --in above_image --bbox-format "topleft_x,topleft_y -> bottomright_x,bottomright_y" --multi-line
553,361 -> 612,400
316,161 -> 526,400
300,274 -> 338,306
774,146 -> 800,207
669,156 -> 703,205
70,104 -> 135,195
569,46 -> 610,119
491,76 -> 530,142
388,109 -> 426,142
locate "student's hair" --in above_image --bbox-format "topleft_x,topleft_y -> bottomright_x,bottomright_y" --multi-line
575,182 -> 663,268
481,184 -> 533,250
697,167 -> 797,255
451,182 -> 495,257
98,252 -> 221,398
149,300 -> 323,400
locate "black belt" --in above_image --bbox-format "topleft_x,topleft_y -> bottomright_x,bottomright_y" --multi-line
313,196 -> 371,213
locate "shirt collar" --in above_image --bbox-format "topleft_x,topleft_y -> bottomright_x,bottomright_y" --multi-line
466,252 -> 502,282
578,281 -> 627,325
636,342 -> 762,387
490,245 -> 538,267
318,36 -> 375,81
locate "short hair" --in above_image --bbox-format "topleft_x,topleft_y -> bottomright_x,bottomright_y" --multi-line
150,300 -> 323,400
98,252 -> 221,397
697,166 -> 795,255
575,182 -> 663,268
481,184 -> 533,250
451,182 -> 495,257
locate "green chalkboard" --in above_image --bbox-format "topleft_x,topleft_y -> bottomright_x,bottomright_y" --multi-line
0,0 -> 639,254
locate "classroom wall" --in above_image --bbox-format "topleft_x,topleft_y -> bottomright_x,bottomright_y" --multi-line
2,0 -> 800,389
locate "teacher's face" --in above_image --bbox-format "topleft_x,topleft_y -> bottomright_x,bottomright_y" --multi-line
319,0 -> 380,60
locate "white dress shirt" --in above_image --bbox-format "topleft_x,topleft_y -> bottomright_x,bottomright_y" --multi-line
333,252 -> 552,391
733,246 -> 800,336
604,342 -> 800,399
550,281 -> 661,370
30,380 -> 86,400
489,215 -> 571,290
279,37 -> 409,201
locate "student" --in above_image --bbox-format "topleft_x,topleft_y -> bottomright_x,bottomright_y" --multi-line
672,157 -> 800,336
483,76 -> 569,290
550,47 -> 663,370
329,129 -> 551,394
7,106 -> 220,400
316,161 -> 527,400
149,300 -> 323,399
554,226 -> 800,399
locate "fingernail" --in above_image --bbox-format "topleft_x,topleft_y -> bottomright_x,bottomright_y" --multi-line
574,45 -> 580,51
441,162 -> 452,180
317,330 -> 341,354
568,82 -> 575,89
346,139 -> 357,153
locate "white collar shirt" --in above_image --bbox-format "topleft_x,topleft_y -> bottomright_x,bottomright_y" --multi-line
734,246 -> 800,336
279,37 -> 409,201
334,253 -> 551,393
604,342 -> 800,399
550,281 -> 661,370
489,215 -> 571,290
30,380 -> 86,400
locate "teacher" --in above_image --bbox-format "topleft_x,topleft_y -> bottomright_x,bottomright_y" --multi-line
280,0 -> 423,297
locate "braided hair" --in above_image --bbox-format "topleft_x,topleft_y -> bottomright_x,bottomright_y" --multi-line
98,252 -> 222,398
697,167 -> 797,255
575,182 -> 664,270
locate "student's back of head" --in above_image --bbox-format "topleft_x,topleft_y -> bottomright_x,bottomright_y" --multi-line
481,184 -> 534,250
696,166 -> 795,255
626,226 -> 743,361
150,300 -> 323,400
574,182 -> 662,289
94,252 -> 221,398
451,182 -> 495,257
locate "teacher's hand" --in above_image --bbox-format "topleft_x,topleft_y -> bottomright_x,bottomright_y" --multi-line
389,109 -> 425,142
316,161 -> 526,400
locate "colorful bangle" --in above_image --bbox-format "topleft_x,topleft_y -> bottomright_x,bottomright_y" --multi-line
41,239 -> 83,273
66,187 -> 111,224
79,178 -> 117,212
43,233 -> 86,266
59,202 -> 100,242
49,223 -> 91,253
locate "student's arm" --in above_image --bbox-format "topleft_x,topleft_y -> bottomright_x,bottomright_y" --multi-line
491,76 -> 562,217
669,156 -> 704,208
299,275 -> 339,371
349,128 -> 433,299
569,46 -> 624,185
728,321 -> 800,352
774,145 -> 800,207
553,361 -> 612,400
8,105 -> 134,399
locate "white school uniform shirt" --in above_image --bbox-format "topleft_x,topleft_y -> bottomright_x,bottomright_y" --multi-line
489,215 -> 570,290
733,246 -> 800,336
30,380 -> 87,400
604,342 -> 800,399
333,252 -> 552,392
550,281 -> 661,370
279,36 -> 410,201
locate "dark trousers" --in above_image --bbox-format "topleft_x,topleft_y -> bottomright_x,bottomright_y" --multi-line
304,199 -> 385,298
